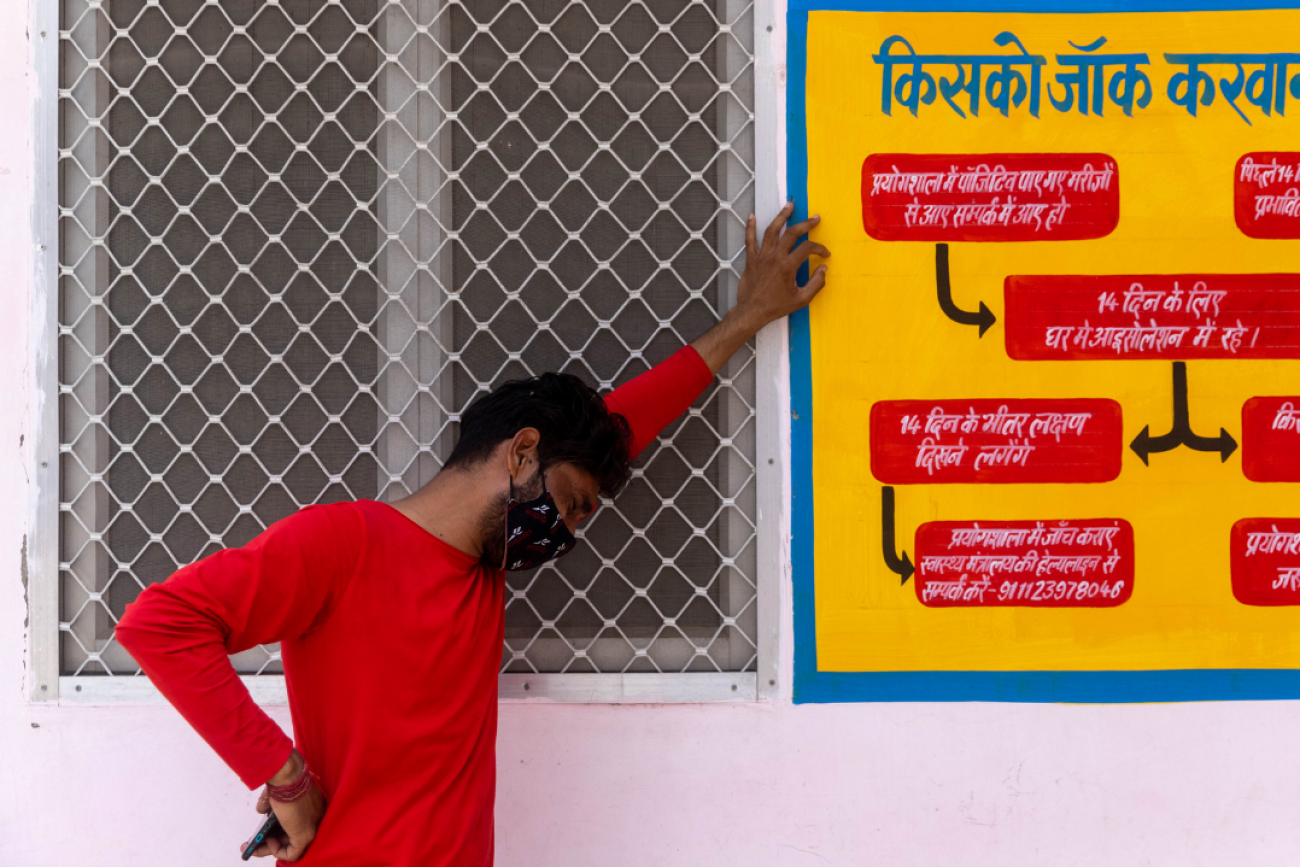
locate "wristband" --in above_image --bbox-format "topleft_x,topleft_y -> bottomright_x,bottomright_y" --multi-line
266,761 -> 315,803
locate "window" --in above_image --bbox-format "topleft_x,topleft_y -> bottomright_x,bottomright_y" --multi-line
45,0 -> 770,701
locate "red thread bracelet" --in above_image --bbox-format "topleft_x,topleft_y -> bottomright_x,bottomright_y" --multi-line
266,762 -> 315,803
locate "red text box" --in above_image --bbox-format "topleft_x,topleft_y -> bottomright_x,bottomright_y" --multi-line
870,399 -> 1122,484
1242,397 -> 1300,482
1230,518 -> 1300,605
914,519 -> 1135,608
1005,274 -> 1300,360
1235,153 -> 1300,239
861,153 -> 1119,242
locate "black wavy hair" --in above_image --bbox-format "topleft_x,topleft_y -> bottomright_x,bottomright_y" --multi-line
444,372 -> 633,497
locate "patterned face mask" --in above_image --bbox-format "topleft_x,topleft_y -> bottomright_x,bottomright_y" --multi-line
503,469 -> 578,572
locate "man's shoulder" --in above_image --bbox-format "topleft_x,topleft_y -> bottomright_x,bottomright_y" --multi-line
300,499 -> 423,542
272,499 -> 371,542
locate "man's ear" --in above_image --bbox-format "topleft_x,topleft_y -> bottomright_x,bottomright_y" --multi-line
506,427 -> 542,479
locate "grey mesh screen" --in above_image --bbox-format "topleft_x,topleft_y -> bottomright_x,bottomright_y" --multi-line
58,0 -> 756,677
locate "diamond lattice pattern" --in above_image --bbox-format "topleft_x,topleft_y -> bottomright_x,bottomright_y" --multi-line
58,0 -> 757,677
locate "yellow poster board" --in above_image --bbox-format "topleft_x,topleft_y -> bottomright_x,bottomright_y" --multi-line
789,1 -> 1300,701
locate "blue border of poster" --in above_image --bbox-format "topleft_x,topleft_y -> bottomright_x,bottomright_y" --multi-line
787,0 -> 1300,703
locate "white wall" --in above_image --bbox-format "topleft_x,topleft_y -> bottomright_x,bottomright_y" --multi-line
6,4 -> 1300,865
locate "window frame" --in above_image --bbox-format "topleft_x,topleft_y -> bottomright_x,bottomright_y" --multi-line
28,0 -> 784,705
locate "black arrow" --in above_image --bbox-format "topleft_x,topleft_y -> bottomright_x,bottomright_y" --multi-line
1130,361 -> 1237,465
936,243 -> 997,337
881,486 -> 915,585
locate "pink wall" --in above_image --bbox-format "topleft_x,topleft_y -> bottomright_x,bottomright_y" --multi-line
11,683 -> 1300,864
5,4 -> 1300,864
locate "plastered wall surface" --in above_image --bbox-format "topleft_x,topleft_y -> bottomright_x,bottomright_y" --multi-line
5,3 -> 1300,865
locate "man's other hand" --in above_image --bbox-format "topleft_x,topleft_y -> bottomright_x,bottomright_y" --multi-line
241,750 -> 326,861
735,201 -> 829,332
692,201 -> 830,373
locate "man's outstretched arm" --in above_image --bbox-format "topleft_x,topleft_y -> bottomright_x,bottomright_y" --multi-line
606,203 -> 829,457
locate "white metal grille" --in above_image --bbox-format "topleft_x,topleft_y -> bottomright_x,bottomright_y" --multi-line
57,0 -> 757,677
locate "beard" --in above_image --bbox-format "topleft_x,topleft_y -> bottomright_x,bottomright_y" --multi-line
477,466 -> 546,568
476,492 -> 508,569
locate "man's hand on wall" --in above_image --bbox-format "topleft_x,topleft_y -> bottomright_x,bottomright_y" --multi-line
691,201 -> 830,374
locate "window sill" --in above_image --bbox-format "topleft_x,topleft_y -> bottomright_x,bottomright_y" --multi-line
498,672 -> 758,703
54,672 -> 759,706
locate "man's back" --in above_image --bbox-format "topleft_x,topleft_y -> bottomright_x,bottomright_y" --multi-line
119,499 -> 505,866
286,500 -> 502,865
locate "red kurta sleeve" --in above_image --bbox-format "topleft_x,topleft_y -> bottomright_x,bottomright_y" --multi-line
604,345 -> 715,460
115,502 -> 366,789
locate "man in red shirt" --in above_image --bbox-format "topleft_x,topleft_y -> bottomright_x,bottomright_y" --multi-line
116,205 -> 828,864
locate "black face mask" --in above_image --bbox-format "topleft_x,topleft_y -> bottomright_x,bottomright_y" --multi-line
503,469 -> 577,571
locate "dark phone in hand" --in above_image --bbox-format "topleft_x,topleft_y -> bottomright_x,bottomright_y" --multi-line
241,810 -> 283,861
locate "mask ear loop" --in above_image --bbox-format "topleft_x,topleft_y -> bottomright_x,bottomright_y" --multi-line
509,454 -> 526,503
504,457 -> 531,569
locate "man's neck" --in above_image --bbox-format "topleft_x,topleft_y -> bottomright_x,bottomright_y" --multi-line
389,469 -> 488,560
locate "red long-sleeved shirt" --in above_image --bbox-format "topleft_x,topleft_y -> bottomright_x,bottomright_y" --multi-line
115,346 -> 713,867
